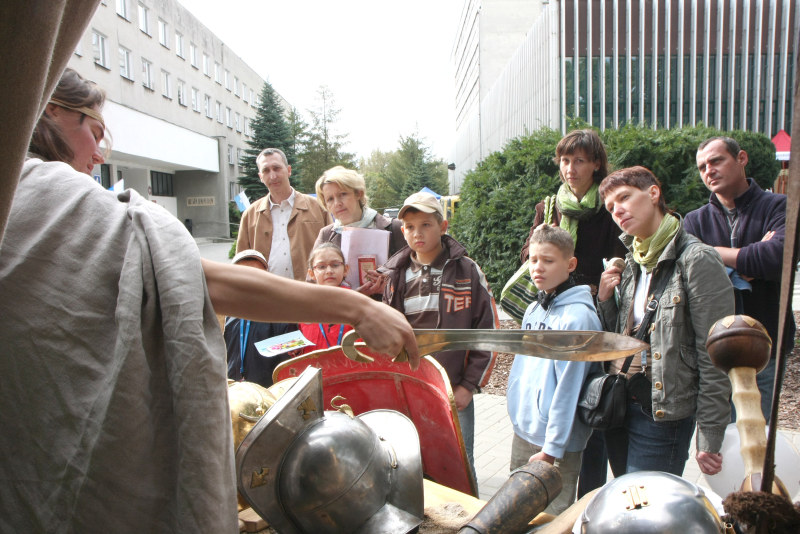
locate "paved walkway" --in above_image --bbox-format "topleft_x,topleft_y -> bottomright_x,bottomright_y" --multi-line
473,393 -> 800,502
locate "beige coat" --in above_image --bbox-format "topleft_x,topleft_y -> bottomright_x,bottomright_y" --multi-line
236,191 -> 332,280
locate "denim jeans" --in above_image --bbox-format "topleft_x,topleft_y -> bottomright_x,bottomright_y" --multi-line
577,430 -> 622,498
457,398 -> 477,490
605,400 -> 695,476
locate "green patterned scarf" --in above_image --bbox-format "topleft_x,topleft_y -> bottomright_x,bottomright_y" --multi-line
632,213 -> 680,272
552,182 -> 603,245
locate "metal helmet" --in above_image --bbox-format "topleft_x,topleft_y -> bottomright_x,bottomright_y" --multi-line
579,471 -> 729,534
227,380 -> 279,450
235,367 -> 424,534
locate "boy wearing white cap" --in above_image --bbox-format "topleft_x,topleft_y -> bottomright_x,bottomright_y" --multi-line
224,249 -> 297,386
381,192 -> 499,481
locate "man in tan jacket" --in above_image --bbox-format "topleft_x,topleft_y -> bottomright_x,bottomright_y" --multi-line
236,148 -> 331,280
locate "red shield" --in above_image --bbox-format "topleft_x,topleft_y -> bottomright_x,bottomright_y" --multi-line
273,346 -> 478,496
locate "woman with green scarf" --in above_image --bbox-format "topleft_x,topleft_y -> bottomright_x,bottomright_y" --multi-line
521,129 -> 626,296
519,129 -> 627,497
597,166 -> 733,479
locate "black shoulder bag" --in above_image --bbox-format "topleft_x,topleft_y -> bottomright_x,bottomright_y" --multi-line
577,255 -> 679,430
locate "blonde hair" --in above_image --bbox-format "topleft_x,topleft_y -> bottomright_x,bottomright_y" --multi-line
315,166 -> 368,211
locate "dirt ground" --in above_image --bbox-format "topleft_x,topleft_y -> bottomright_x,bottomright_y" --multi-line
482,312 -> 800,430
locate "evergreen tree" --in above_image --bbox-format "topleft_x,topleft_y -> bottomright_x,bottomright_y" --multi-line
298,86 -> 356,191
238,82 -> 296,200
362,149 -> 395,211
286,106 -> 310,190
366,133 -> 448,211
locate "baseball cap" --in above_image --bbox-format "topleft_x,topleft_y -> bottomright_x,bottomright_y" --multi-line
231,249 -> 269,269
398,192 -> 444,219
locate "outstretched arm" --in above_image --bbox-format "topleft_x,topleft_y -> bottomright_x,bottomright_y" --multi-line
202,258 -> 420,369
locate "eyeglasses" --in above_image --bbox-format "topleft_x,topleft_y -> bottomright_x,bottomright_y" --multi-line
312,261 -> 344,272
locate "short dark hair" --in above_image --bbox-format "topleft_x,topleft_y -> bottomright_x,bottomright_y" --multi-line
599,166 -> 668,214
529,224 -> 575,258
554,129 -> 609,183
698,136 -> 741,158
256,148 -> 289,168
30,68 -> 106,164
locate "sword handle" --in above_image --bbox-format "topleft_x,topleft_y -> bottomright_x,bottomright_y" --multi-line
341,330 -> 409,364
340,330 -> 373,362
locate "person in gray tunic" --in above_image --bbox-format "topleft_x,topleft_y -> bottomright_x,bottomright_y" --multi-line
0,68 -> 418,533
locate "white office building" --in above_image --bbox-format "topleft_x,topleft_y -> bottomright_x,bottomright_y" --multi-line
451,0 -> 798,192
69,0 -> 290,237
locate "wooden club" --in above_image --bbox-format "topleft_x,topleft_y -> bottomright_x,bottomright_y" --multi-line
706,315 -> 790,497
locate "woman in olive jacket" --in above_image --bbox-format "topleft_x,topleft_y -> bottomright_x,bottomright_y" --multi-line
597,166 -> 733,478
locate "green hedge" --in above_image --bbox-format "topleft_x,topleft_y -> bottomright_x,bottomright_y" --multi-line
450,122 -> 780,291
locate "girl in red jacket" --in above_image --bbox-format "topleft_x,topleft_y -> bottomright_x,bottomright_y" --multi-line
299,243 -> 354,353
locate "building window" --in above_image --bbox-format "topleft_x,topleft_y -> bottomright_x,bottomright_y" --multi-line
119,46 -> 133,79
242,82 -> 248,102
138,3 -> 149,34
227,145 -> 234,165
141,58 -> 153,89
202,53 -> 210,76
99,164 -> 111,189
191,87 -> 200,112
234,112 -> 241,132
249,89 -> 254,105
175,32 -> 184,58
177,79 -> 187,106
204,94 -> 212,118
116,0 -> 129,19
234,77 -> 239,96
229,181 -> 241,200
215,101 -> 223,123
92,30 -> 109,69
237,148 -> 246,167
158,19 -> 169,48
225,107 -> 233,128
224,70 -> 231,90
243,117 -> 250,136
190,43 -> 198,68
214,62 -> 222,84
151,171 -> 174,196
161,70 -> 172,98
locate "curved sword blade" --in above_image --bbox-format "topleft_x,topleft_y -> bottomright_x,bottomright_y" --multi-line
412,329 -> 648,361
341,329 -> 648,363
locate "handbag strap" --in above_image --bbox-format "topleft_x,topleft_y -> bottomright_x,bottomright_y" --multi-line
617,236 -> 687,375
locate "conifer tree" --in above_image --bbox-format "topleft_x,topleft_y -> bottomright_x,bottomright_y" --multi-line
298,86 -> 356,191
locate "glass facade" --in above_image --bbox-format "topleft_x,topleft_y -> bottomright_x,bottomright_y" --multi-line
562,0 -> 795,137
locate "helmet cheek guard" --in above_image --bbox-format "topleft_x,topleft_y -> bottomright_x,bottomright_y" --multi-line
236,367 -> 424,534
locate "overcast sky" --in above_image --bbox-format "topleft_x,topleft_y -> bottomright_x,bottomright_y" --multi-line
178,0 -> 461,162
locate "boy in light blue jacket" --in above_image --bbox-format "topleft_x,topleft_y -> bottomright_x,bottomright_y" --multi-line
506,224 -> 601,514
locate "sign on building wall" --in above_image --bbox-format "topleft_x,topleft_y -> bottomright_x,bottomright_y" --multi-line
186,196 -> 216,207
